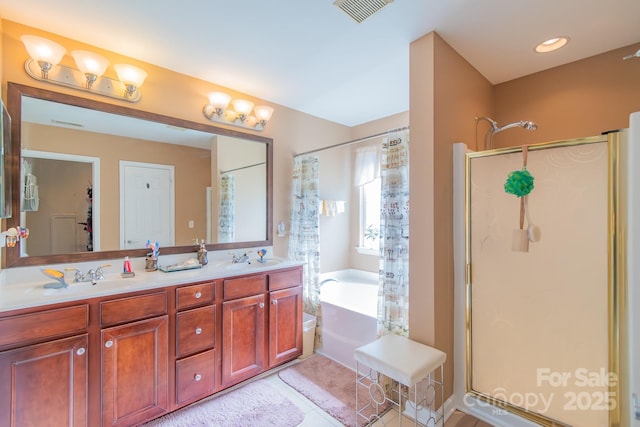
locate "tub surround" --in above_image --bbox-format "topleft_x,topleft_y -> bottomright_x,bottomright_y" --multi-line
318,269 -> 378,370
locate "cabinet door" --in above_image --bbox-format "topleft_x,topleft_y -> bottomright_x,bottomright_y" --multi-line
0,334 -> 88,427
221,294 -> 266,387
269,286 -> 303,367
102,316 -> 169,427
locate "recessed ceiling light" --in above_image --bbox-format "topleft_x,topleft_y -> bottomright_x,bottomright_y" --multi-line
535,36 -> 569,53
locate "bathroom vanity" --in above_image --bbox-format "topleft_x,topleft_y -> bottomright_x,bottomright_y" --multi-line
0,263 -> 303,426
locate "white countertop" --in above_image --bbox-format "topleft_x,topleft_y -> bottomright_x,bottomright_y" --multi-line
0,253 -> 304,313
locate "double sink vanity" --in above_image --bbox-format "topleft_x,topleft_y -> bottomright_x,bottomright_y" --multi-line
0,256 -> 304,426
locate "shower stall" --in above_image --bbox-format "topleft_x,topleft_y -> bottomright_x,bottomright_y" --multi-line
458,131 -> 628,427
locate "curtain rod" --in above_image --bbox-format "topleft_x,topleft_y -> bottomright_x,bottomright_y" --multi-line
221,161 -> 266,174
294,126 -> 409,158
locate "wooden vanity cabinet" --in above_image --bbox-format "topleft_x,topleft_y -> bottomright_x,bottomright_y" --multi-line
0,265 -> 302,426
268,269 -> 303,367
221,275 -> 267,388
220,268 -> 303,387
100,292 -> 169,427
0,305 -> 89,427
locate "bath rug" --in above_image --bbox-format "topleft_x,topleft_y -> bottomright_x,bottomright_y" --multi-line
278,354 -> 391,427
142,378 -> 304,427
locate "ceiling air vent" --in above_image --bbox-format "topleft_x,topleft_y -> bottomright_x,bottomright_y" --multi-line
333,0 -> 394,23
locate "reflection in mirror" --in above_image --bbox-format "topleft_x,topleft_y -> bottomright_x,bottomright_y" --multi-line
6,82 -> 272,268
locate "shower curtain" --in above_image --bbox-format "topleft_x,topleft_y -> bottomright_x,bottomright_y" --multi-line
377,129 -> 410,337
217,174 -> 234,243
288,156 -> 321,345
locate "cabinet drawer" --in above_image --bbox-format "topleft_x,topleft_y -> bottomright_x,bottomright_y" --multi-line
269,269 -> 302,291
223,275 -> 266,300
176,305 -> 216,357
101,291 -> 167,327
0,305 -> 88,349
176,281 -> 215,310
175,349 -> 216,405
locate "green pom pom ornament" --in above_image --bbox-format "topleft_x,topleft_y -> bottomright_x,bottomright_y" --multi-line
504,169 -> 534,197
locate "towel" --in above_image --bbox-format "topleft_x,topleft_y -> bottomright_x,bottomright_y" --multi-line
324,200 -> 336,216
320,200 -> 345,216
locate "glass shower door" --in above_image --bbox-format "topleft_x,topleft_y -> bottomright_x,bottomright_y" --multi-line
465,135 -> 624,427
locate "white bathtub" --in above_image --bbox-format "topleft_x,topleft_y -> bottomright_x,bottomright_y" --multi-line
318,269 -> 378,370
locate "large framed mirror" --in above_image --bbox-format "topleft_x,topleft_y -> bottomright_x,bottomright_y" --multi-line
5,82 -> 273,268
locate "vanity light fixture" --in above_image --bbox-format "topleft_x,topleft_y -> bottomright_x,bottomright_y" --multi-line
535,36 -> 569,53
21,35 -> 66,79
203,91 -> 274,131
71,50 -> 110,89
113,64 -> 148,98
21,35 -> 147,102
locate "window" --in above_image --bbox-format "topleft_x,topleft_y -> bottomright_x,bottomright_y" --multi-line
359,176 -> 380,251
354,145 -> 381,255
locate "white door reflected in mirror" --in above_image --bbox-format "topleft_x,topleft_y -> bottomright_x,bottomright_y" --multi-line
120,161 -> 175,250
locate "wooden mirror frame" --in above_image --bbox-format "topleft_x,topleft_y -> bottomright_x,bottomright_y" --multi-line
4,82 -> 273,268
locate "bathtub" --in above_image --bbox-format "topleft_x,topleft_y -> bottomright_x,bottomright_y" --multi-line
318,269 -> 378,371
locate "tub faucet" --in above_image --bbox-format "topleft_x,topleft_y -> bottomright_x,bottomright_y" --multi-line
320,278 -> 339,286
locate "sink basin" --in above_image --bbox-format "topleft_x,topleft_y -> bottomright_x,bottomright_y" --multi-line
213,258 -> 282,271
221,263 -> 250,270
249,258 -> 282,268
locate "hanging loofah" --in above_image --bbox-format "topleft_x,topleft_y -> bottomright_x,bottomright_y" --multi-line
504,169 -> 534,197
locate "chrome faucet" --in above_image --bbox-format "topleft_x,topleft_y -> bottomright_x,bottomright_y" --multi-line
230,252 -> 251,264
67,264 -> 111,285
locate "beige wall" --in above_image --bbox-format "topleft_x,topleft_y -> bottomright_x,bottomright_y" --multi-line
24,158 -> 91,255
23,123 -> 211,249
493,41 -> 640,148
410,32 -> 494,398
1,19 -> 353,260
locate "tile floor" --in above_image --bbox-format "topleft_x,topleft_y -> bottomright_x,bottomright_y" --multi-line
265,371 -> 470,427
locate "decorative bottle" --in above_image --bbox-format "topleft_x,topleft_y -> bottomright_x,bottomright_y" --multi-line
197,240 -> 208,266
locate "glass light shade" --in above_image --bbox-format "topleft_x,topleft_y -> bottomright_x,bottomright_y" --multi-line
254,106 -> 274,122
21,35 -> 66,65
71,50 -> 109,77
244,115 -> 258,127
231,99 -> 255,116
113,64 -> 148,88
222,109 -> 238,122
208,92 -> 232,109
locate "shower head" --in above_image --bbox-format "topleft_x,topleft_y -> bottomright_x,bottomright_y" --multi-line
493,120 -> 538,134
475,116 -> 538,150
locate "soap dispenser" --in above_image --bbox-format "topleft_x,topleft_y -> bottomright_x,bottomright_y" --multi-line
197,239 -> 208,266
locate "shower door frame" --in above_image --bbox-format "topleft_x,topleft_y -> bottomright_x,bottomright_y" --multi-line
464,134 -> 625,427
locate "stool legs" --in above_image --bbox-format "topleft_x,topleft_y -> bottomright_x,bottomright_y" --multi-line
355,361 -> 445,426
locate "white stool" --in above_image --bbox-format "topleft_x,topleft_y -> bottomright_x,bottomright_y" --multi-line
354,334 -> 447,426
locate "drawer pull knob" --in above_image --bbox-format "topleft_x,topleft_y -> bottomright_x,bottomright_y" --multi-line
272,299 -> 278,305
259,302 -> 265,309
76,347 -> 86,356
194,374 -> 202,381
195,291 -> 202,299
195,327 -> 202,335
105,340 -> 113,348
